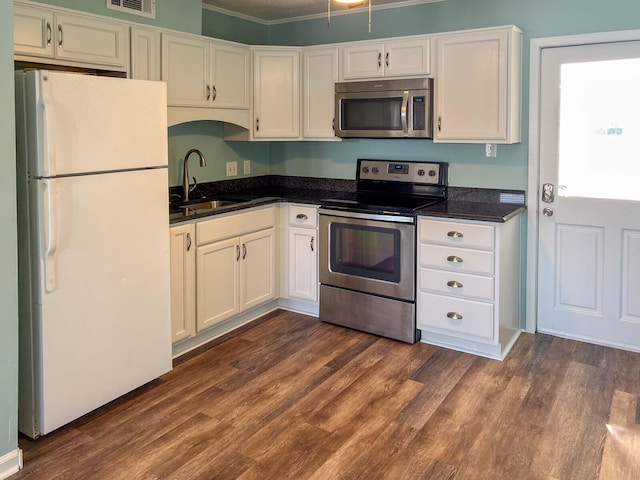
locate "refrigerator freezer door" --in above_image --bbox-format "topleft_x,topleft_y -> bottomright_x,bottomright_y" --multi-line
31,168 -> 171,435
30,70 -> 167,177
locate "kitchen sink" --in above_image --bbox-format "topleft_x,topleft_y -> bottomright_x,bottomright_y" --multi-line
179,200 -> 239,213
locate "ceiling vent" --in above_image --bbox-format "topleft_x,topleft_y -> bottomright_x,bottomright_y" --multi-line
107,0 -> 156,18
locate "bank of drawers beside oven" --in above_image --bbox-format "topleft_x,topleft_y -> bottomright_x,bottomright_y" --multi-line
417,216 -> 522,360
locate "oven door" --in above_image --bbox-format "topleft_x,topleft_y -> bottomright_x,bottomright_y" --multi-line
319,210 -> 415,301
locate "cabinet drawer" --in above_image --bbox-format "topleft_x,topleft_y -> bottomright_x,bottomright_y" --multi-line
419,244 -> 494,275
419,268 -> 494,301
419,218 -> 494,249
288,205 -> 317,228
418,292 -> 494,341
197,207 -> 276,245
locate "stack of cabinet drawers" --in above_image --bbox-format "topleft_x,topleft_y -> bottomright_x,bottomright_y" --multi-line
417,216 -> 522,360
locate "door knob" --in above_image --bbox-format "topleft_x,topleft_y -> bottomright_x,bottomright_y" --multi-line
543,207 -> 554,217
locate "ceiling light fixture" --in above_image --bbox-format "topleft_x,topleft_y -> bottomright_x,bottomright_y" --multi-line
328,0 -> 372,33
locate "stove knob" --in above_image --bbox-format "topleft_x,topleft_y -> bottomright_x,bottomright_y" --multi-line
362,166 -> 370,174
372,167 -> 379,174
417,169 -> 426,176
428,170 -> 437,177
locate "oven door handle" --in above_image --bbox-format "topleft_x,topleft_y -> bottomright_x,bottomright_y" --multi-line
319,209 -> 415,224
401,90 -> 409,136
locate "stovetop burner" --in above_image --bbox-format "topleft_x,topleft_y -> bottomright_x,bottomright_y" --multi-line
320,159 -> 448,216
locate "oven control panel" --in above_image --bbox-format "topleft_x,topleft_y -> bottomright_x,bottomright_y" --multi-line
359,160 -> 443,184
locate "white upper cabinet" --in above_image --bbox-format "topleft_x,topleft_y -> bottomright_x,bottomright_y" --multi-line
253,48 -> 301,139
302,47 -> 338,139
340,37 -> 430,80
433,26 -> 522,144
14,2 -> 127,70
130,27 -> 160,81
161,32 -> 250,110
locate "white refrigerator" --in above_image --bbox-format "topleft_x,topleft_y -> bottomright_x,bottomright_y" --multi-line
15,70 -> 173,438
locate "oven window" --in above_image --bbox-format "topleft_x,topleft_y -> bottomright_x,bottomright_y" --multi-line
341,97 -> 402,131
330,223 -> 401,282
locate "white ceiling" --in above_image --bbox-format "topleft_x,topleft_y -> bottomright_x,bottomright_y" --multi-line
202,0 -> 444,23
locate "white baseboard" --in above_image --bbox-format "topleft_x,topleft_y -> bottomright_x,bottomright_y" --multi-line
0,449 -> 23,480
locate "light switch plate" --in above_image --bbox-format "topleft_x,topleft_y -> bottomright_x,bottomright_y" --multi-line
243,160 -> 251,175
485,143 -> 497,157
226,161 -> 238,176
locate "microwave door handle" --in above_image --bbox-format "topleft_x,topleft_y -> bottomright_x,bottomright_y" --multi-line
401,90 -> 409,135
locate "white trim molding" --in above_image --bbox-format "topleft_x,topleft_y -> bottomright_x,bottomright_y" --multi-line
526,28 -> 640,334
0,449 -> 23,480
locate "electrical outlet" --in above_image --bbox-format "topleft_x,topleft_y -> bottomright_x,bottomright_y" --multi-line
243,160 -> 251,175
226,161 -> 238,177
485,143 -> 497,158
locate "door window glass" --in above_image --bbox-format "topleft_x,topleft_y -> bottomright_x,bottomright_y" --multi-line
559,58 -> 640,201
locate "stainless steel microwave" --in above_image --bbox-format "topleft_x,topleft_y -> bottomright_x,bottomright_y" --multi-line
334,78 -> 433,139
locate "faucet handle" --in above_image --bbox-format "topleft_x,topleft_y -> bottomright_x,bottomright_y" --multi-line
189,176 -> 198,193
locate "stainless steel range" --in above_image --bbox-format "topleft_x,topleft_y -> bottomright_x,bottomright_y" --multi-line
319,159 -> 448,344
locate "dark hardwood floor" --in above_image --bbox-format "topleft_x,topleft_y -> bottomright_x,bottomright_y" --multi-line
14,310 -> 640,479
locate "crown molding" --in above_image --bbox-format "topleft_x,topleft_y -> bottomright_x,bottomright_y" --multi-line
202,0 -> 446,26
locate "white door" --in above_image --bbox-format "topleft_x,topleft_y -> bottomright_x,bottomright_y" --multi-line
32,70 -> 167,176
169,224 -> 195,344
33,168 -> 172,435
196,237 -> 240,331
240,228 -> 276,311
537,42 -> 640,350
303,47 -> 338,139
211,43 -> 250,109
161,33 -> 210,108
288,227 -> 317,302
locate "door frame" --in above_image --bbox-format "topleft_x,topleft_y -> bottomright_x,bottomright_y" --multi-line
526,29 -> 640,333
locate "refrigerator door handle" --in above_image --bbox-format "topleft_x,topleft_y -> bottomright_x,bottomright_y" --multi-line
42,179 -> 57,292
40,74 -> 55,176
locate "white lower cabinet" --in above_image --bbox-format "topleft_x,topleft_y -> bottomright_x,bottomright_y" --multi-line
417,215 -> 522,360
169,224 -> 196,344
281,204 -> 318,304
195,207 -> 277,333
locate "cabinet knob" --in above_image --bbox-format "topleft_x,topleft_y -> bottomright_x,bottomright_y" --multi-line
378,52 -> 382,68
447,255 -> 463,263
447,312 -> 463,320
438,116 -> 442,132
296,213 -> 308,221
385,52 -> 389,67
46,22 -> 52,46
207,85 -> 211,100
447,231 -> 464,238
256,117 -> 260,132
242,243 -> 247,260
58,25 -> 63,48
310,237 -> 314,252
446,280 -> 463,288
186,233 -> 192,252
236,244 -> 240,261
212,85 -> 217,101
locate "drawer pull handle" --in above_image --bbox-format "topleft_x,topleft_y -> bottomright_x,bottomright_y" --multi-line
447,312 -> 463,320
447,280 -> 463,288
296,213 -> 308,221
447,255 -> 463,263
447,231 -> 464,238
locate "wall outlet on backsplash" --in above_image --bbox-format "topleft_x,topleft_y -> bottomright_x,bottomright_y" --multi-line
226,161 -> 238,177
244,160 -> 251,175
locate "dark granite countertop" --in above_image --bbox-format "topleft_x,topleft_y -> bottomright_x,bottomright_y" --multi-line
169,176 -> 526,225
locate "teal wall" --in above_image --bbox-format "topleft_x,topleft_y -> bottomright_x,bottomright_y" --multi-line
202,8 -> 268,45
1,0 -> 19,463
168,122 -> 270,186
38,0 -> 202,34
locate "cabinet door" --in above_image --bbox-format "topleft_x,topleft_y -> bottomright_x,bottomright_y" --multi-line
288,227 -> 318,302
303,48 -> 338,139
197,238 -> 240,331
131,27 -> 160,81
384,38 -> 430,77
240,228 -> 276,311
162,33 -> 210,107
341,42 -> 385,80
434,28 -> 521,143
212,43 -> 250,109
14,3 -> 54,58
253,50 -> 301,139
170,224 -> 196,344
54,12 -> 127,68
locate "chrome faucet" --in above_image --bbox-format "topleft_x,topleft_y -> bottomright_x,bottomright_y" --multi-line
182,149 -> 207,202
